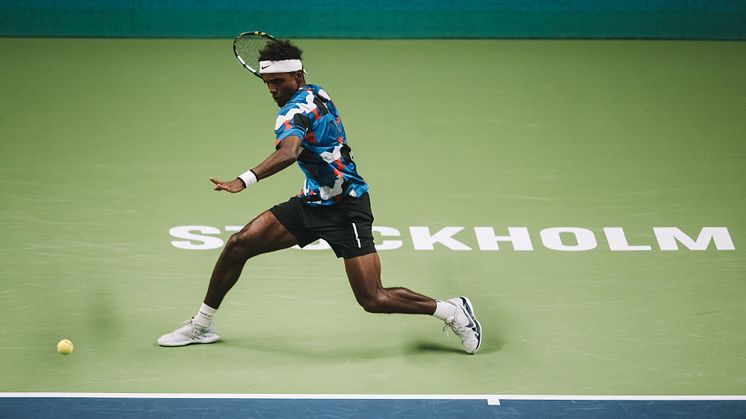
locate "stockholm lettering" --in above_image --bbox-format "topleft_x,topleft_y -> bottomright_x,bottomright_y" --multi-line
169,226 -> 735,252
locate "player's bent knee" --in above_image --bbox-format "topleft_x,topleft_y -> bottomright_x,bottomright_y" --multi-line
358,292 -> 390,314
224,233 -> 254,260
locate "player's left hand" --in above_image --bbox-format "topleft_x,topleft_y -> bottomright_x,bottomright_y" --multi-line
210,177 -> 246,193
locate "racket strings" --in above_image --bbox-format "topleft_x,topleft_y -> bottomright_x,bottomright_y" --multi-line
234,35 -> 269,71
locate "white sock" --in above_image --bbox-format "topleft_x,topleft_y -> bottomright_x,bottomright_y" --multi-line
193,303 -> 217,328
432,300 -> 457,321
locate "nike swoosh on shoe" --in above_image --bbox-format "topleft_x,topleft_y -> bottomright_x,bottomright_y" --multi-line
460,297 -> 482,348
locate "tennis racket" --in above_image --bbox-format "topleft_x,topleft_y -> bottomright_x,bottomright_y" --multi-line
232,31 -> 277,79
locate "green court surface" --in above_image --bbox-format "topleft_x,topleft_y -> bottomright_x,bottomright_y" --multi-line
1,38 -> 745,396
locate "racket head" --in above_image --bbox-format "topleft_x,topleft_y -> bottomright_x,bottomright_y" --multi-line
233,31 -> 277,79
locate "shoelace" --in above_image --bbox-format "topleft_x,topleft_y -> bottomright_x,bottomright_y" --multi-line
443,318 -> 470,341
181,318 -> 210,338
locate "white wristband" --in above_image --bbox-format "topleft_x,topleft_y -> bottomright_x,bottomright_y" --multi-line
238,170 -> 258,188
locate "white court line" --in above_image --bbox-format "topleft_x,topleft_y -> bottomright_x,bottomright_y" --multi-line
0,393 -> 501,405
497,395 -> 746,404
1,393 -> 746,406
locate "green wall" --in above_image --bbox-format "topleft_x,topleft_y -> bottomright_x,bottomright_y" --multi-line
1,0 -> 745,39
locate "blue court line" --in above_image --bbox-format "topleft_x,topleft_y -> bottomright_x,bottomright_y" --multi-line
1,393 -> 745,418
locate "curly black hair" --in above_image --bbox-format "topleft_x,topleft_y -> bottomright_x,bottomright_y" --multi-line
259,39 -> 303,61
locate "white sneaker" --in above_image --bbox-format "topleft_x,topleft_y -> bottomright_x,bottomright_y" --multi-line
443,297 -> 482,354
157,318 -> 220,347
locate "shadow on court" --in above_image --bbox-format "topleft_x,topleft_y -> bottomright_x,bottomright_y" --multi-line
411,332 -> 504,355
188,335 -> 505,358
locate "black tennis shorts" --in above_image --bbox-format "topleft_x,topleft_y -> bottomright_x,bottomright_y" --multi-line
269,192 -> 376,259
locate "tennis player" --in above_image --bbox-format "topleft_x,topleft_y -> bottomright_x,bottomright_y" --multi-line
157,39 -> 482,354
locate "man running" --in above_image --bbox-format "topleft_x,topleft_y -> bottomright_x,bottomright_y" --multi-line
157,39 -> 482,354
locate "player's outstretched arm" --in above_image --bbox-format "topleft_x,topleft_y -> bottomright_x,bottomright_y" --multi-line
210,136 -> 303,193
209,177 -> 245,193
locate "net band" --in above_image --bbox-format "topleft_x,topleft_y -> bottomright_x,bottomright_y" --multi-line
258,59 -> 303,74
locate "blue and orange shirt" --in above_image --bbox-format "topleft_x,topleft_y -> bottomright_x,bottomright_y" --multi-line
274,84 -> 368,206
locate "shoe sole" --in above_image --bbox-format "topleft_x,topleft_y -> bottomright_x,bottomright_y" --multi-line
157,334 -> 220,347
459,296 -> 482,353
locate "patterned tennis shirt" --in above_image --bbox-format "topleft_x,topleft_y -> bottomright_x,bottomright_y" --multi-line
273,84 -> 368,206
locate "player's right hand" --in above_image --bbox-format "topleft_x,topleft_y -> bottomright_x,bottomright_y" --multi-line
210,177 -> 246,193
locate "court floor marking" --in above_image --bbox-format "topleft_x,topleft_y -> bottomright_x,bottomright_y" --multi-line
2,393 -> 745,406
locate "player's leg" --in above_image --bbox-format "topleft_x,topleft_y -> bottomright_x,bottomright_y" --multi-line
158,210 -> 297,347
344,252 -> 436,314
204,210 -> 298,309
344,252 -> 482,354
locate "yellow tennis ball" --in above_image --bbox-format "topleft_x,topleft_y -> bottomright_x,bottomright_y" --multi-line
57,339 -> 73,355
